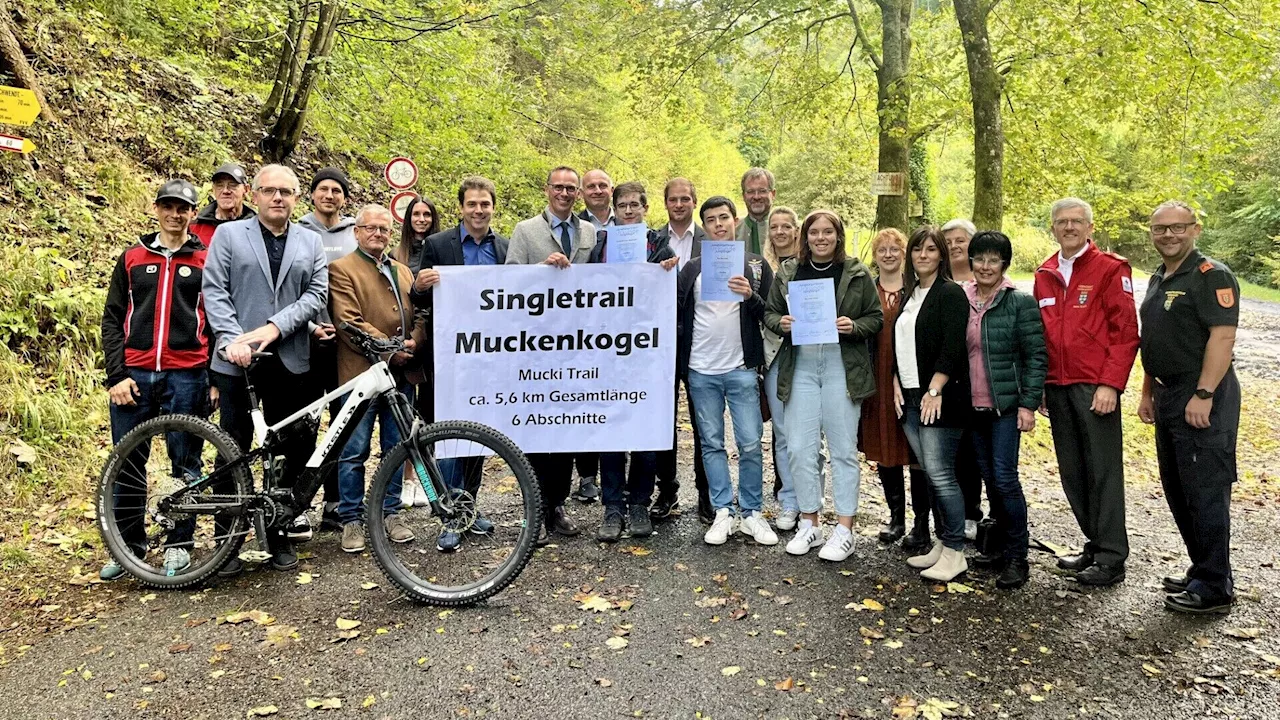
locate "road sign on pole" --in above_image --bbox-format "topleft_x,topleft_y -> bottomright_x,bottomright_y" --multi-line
0,87 -> 41,127
0,133 -> 36,154
384,157 -> 418,190
390,191 -> 419,223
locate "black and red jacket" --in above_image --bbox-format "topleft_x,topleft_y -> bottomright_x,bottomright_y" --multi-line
189,201 -> 256,246
101,233 -> 211,386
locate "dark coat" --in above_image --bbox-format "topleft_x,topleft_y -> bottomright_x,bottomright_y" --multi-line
655,223 -> 708,264
969,284 -> 1048,414
896,279 -> 971,428
408,225 -> 510,309
676,253 -> 773,377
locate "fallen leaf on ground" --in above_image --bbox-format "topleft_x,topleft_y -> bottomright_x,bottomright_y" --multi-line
578,594 -> 613,613
919,697 -> 962,720
260,624 -> 299,650
686,636 -> 711,647
225,610 -> 274,626
730,608 -> 748,621
891,695 -> 918,718
775,677 -> 795,691
859,626 -> 885,639
360,581 -> 379,590
335,618 -> 362,631
605,637 -> 629,650
595,677 -> 613,687
884,639 -> 904,649
712,573 -> 728,583
168,643 -> 192,654
1223,627 -> 1262,640
297,573 -> 313,584
1142,663 -> 1163,676
304,697 -> 342,710
246,706 -> 279,718
721,666 -> 742,676
619,545 -> 652,556
362,696 -> 376,708
695,596 -> 727,608
946,582 -> 974,594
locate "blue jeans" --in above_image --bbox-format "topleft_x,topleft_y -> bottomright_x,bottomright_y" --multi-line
688,368 -> 764,514
970,411 -> 1029,560
337,383 -> 410,524
783,345 -> 863,517
764,362 -> 797,512
600,451 -> 658,513
109,368 -> 210,551
900,400 -> 965,550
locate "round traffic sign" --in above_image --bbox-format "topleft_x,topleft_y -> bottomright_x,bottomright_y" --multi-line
384,156 -> 418,190
390,191 -> 419,224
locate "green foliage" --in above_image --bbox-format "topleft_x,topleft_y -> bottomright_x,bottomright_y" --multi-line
1005,224 -> 1057,274
1202,115 -> 1280,285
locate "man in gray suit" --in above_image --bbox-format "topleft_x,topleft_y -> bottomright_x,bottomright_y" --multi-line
505,165 -> 597,543
203,164 -> 329,574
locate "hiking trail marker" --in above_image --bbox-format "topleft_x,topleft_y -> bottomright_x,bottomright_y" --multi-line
0,87 -> 40,127
0,133 -> 35,154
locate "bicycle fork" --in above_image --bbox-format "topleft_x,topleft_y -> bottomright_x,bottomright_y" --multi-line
389,394 -> 453,520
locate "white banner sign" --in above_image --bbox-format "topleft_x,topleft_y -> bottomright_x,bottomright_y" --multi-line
433,264 -> 676,453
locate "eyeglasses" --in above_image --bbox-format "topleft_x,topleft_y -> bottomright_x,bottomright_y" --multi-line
1150,222 -> 1196,236
548,184 -> 579,195
256,187 -> 296,198
744,190 -> 772,198
971,255 -> 1005,268
615,202 -> 644,212
1052,217 -> 1089,228
357,225 -> 392,235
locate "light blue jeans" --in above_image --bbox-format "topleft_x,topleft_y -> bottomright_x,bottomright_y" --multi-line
783,345 -> 863,517
688,367 -> 765,514
764,361 -> 797,512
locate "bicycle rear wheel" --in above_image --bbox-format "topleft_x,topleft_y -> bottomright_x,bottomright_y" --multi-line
366,421 -> 541,606
96,414 -> 253,588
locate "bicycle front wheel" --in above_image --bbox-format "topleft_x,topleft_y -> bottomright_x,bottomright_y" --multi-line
96,414 -> 253,588
366,420 -> 542,606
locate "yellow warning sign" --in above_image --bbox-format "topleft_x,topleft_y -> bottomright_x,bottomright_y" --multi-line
0,86 -> 41,127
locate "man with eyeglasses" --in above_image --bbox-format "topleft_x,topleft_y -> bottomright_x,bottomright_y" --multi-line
203,164 -> 329,574
1033,197 -> 1139,587
506,165 -> 597,544
1136,201 -> 1241,615
736,167 -> 776,256
329,204 -> 425,553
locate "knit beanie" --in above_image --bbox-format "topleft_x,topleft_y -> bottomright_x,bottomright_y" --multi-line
310,167 -> 351,197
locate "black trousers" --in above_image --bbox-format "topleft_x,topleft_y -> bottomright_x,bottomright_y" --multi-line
574,453 -> 599,480
527,453 -> 574,527
656,376 -> 709,510
212,356 -> 321,545
956,430 -> 985,521
304,338 -> 341,504
1153,369 -> 1240,601
1045,383 -> 1130,566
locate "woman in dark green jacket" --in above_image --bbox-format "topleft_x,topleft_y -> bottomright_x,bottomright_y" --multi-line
765,210 -> 883,563
964,231 -> 1048,590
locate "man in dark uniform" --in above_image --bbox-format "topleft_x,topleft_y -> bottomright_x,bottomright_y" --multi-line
1137,200 -> 1241,615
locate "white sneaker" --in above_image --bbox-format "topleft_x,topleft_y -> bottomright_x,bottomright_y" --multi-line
964,519 -> 978,541
785,520 -> 824,556
704,508 -> 735,545
740,511 -> 779,546
401,484 -> 416,509
775,509 -> 800,532
818,525 -> 856,562
920,546 -> 968,582
413,480 -> 431,507
907,541 -> 944,569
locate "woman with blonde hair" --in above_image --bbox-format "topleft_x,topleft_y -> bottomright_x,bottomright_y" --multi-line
765,210 -> 883,562
761,206 -> 803,530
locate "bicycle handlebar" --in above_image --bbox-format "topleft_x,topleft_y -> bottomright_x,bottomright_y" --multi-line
338,322 -> 407,361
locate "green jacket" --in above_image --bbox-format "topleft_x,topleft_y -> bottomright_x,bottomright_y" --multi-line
966,282 -> 1048,414
764,257 -> 883,403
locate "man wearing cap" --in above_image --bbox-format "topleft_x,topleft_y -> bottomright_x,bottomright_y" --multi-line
203,164 -> 329,573
189,163 -> 256,246
99,179 -> 216,581
292,167 -> 357,536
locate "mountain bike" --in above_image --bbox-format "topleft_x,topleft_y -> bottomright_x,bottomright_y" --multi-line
95,323 -> 542,605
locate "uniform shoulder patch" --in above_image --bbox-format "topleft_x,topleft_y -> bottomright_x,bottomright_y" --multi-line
1199,260 -> 1214,274
1121,276 -> 1133,293
1216,287 -> 1235,308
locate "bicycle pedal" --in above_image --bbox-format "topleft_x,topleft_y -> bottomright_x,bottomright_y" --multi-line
239,549 -> 272,563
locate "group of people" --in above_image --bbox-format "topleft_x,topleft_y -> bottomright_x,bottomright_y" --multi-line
99,162 -> 1243,615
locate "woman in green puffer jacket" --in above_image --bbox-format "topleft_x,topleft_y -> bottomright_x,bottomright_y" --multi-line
963,231 -> 1048,591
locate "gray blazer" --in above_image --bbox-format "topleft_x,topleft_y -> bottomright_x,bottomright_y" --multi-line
505,211 -> 597,265
203,218 -> 329,376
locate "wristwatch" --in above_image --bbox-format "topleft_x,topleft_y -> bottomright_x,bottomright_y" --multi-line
927,388 -> 940,398
1194,388 -> 1214,400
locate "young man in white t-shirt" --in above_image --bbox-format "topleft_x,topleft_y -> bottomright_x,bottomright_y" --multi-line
675,196 -> 777,546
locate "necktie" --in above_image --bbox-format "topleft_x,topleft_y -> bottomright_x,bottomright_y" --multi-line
749,219 -> 761,256
559,221 -> 573,258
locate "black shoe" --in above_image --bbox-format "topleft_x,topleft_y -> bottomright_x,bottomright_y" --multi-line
319,506 -> 342,532
548,506 -> 581,537
878,521 -> 905,544
535,524 -> 551,547
1056,553 -> 1094,572
1162,574 -> 1190,593
1164,590 -> 1234,615
270,550 -> 299,572
901,525 -> 931,552
697,501 -> 714,526
287,513 -> 313,542
627,505 -> 653,538
572,476 -> 600,504
217,557 -> 244,578
996,558 -> 1030,589
971,552 -> 1007,570
649,494 -> 679,520
596,509 -> 625,543
1076,562 -> 1125,586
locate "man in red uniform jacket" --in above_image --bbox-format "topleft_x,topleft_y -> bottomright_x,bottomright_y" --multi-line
1034,197 -> 1139,586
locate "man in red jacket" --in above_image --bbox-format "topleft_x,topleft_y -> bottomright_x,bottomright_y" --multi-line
99,179 -> 217,581
1034,197 -> 1139,586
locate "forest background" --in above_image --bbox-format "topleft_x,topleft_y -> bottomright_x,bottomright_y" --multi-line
0,0 -> 1278,582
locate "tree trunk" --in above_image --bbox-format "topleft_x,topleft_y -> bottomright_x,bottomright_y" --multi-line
954,0 -> 1004,230
259,0 -> 308,124
263,0 -> 342,161
0,0 -> 55,123
873,0 -> 913,233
